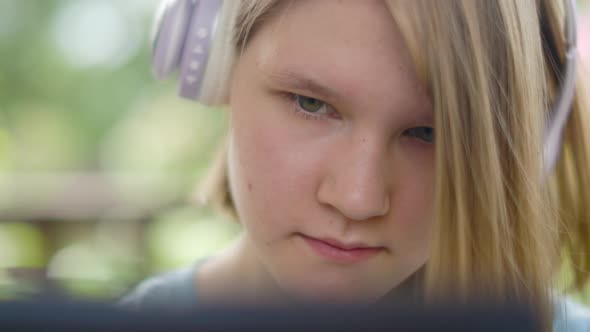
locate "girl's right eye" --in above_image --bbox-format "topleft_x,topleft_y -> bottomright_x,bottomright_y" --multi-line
283,93 -> 339,120
295,95 -> 326,114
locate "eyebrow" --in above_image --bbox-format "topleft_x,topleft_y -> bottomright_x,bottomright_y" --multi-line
258,66 -> 344,102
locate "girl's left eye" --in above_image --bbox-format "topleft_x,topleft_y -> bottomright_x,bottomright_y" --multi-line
403,127 -> 434,143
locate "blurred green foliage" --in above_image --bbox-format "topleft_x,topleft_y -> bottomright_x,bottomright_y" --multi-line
0,0 -> 168,171
0,0 -> 235,300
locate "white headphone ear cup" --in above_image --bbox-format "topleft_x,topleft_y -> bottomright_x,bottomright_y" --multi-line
199,0 -> 241,105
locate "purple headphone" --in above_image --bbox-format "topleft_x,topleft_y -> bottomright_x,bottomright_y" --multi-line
151,0 -> 578,175
151,0 -> 238,104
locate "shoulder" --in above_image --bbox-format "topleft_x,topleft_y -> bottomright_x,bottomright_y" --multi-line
118,264 -> 199,313
553,297 -> 590,332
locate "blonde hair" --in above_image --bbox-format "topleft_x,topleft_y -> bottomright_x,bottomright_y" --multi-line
197,0 -> 590,329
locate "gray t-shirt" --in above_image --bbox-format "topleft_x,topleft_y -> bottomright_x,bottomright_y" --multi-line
118,262 -> 201,313
119,262 -> 590,331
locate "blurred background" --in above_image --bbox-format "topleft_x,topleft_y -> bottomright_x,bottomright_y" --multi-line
0,0 -> 240,301
0,0 -> 589,303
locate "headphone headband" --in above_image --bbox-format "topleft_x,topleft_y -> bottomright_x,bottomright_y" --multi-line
544,0 -> 578,175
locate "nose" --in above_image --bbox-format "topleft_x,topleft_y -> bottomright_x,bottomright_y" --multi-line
317,135 -> 391,221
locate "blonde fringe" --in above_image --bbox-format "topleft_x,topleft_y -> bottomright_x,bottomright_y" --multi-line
389,0 -> 555,299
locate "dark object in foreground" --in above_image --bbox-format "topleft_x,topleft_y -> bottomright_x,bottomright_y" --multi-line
0,297 -> 536,331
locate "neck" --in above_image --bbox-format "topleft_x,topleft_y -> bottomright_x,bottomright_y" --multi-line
195,233 -> 292,308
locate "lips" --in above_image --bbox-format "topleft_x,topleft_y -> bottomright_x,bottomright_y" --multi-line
299,233 -> 384,264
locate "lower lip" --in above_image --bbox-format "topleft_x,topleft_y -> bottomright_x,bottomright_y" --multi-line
301,235 -> 383,264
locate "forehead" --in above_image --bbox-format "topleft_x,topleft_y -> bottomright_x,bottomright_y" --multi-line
242,0 -> 429,112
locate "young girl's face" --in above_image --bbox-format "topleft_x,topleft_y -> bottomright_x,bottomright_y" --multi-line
228,0 -> 434,304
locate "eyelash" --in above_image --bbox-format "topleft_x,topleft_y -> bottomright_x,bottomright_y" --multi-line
280,92 -> 434,143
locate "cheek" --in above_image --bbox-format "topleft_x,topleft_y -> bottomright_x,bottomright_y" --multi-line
228,102 -> 326,238
386,156 -> 435,259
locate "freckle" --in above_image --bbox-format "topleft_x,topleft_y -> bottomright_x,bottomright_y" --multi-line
248,183 -> 253,192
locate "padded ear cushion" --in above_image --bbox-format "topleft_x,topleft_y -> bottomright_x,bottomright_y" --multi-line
199,0 -> 241,105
